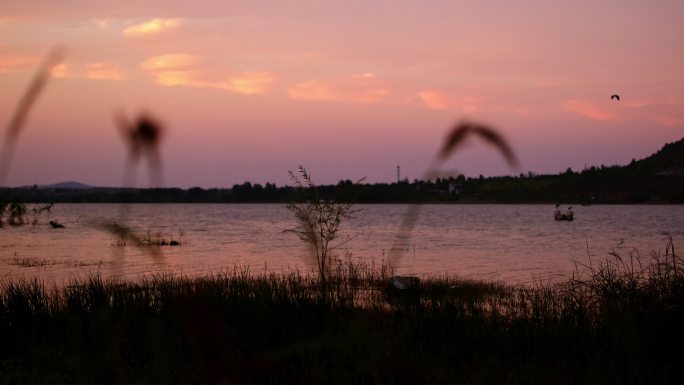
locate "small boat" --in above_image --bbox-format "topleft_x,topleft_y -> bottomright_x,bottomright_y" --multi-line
554,205 -> 574,221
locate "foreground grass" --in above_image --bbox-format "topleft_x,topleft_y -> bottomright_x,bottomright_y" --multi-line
1,249 -> 684,385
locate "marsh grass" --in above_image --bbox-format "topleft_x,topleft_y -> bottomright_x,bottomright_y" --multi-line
137,230 -> 184,247
2,46 -> 681,384
2,245 -> 683,385
8,257 -> 111,269
0,200 -> 54,227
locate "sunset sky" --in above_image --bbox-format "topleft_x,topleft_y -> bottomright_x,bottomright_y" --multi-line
1,0 -> 683,188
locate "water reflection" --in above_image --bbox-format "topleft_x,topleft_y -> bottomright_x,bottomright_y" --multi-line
1,204 -> 682,286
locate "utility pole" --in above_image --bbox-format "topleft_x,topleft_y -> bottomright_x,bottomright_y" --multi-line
397,165 -> 400,183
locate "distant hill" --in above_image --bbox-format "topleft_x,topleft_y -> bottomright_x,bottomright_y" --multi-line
47,181 -> 93,189
22,181 -> 93,190
3,138 -> 683,203
627,137 -> 684,176
459,137 -> 684,204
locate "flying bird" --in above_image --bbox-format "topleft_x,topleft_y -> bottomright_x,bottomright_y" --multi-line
611,94 -> 620,101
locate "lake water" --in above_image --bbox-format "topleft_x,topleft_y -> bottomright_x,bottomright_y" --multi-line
1,204 -> 682,285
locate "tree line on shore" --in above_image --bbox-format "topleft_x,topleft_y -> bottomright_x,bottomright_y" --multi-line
3,137 -> 683,204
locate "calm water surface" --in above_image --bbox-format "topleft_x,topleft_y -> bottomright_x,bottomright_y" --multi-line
1,204 -> 682,285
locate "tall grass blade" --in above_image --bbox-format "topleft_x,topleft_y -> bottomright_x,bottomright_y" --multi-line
433,120 -> 518,169
0,47 -> 64,185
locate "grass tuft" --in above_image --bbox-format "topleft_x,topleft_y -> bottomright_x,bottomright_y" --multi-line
1,244 -> 683,384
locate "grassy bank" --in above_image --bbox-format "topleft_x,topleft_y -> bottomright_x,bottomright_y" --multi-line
2,248 -> 683,385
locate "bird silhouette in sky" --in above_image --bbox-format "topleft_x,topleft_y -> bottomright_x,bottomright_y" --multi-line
611,94 -> 620,101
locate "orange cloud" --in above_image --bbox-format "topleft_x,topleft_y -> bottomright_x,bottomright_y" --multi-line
140,54 -> 199,86
0,53 -> 37,73
288,81 -> 336,101
411,91 -> 480,112
48,62 -> 123,81
288,74 -> 389,105
85,62 -> 124,80
154,71 -> 198,86
0,53 -> 123,83
562,99 -> 612,121
221,72 -> 276,95
141,54 -> 275,94
51,63 -> 74,78
140,53 -> 198,71
123,18 -> 180,37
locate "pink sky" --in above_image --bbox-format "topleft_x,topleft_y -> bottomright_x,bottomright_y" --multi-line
1,0 -> 683,188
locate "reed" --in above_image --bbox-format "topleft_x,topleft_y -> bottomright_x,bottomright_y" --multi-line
1,45 -> 681,384
1,244 -> 682,384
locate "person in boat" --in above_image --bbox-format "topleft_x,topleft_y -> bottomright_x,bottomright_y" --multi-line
554,204 -> 574,220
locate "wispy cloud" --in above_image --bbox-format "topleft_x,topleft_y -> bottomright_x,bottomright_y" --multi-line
50,63 -> 73,78
92,18 -> 112,29
153,71 -> 198,86
48,62 -> 124,81
140,54 -> 199,86
85,62 -> 124,80
351,72 -> 376,80
409,91 -> 480,113
287,77 -> 487,112
0,53 -> 124,82
623,99 -> 655,108
123,18 -> 180,37
563,97 -> 684,127
140,53 -> 198,71
140,54 -> 275,94
288,73 -> 389,105
221,72 -> 276,95
653,116 -> 684,128
562,99 -> 613,121
0,53 -> 38,73
288,81 -> 388,104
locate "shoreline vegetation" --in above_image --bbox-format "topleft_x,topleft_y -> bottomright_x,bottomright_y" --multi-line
2,244 -> 683,384
3,46 -> 682,384
2,137 -> 684,205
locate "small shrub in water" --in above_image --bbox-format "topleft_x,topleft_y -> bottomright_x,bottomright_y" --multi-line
285,166 -> 359,289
